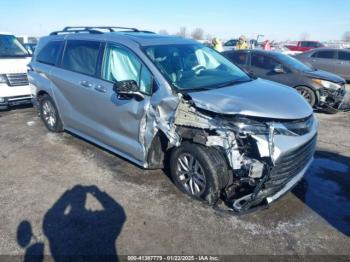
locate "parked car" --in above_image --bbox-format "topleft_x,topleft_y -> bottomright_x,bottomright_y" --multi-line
295,48 -> 350,82
223,49 -> 346,110
0,33 -> 33,110
285,41 -> 324,52
223,39 -> 259,51
223,39 -> 238,51
29,26 -> 318,213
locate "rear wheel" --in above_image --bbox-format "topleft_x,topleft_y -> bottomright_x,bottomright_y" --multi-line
169,142 -> 229,205
296,86 -> 316,107
39,94 -> 63,132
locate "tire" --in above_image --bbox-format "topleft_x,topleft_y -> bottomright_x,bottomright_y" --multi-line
169,142 -> 229,205
39,94 -> 63,132
295,86 -> 316,107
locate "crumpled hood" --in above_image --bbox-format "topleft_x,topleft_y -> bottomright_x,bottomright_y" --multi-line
302,69 -> 345,83
0,57 -> 31,74
188,78 -> 313,120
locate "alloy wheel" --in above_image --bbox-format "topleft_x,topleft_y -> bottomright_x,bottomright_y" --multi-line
298,89 -> 312,103
176,153 -> 207,196
42,100 -> 57,128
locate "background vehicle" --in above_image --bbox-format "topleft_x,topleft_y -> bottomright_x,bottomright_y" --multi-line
295,48 -> 350,82
0,33 -> 32,110
223,49 -> 346,110
29,27 -> 317,213
223,39 -> 238,51
285,41 -> 324,52
223,39 -> 260,51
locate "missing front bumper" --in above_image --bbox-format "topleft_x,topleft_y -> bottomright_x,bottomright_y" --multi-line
214,155 -> 314,215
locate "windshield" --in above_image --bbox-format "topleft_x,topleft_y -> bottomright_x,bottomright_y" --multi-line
144,44 -> 251,91
274,52 -> 314,72
0,35 -> 29,57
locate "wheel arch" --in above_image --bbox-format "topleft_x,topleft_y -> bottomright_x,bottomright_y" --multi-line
294,85 -> 319,106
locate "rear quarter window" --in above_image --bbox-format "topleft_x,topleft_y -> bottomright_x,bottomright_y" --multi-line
338,51 -> 350,61
62,40 -> 101,76
36,41 -> 64,66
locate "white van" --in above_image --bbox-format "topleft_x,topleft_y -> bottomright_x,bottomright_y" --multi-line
0,33 -> 32,110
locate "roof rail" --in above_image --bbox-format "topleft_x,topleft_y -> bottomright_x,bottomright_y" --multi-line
50,26 -> 143,35
50,29 -> 103,35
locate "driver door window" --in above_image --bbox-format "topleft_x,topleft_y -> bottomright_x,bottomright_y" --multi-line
251,54 -> 279,71
102,45 -> 153,95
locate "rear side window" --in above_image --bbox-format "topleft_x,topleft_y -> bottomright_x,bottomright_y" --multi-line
226,52 -> 247,65
62,40 -> 101,76
36,41 -> 63,65
312,51 -> 335,59
301,41 -> 318,47
338,51 -> 350,61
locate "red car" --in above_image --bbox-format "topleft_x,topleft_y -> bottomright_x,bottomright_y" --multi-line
285,41 -> 324,52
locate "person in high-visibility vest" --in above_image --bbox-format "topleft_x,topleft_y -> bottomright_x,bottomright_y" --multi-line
236,35 -> 249,50
212,37 -> 223,52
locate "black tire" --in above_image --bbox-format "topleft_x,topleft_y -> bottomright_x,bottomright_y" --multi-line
296,86 -> 316,107
39,94 -> 63,132
169,142 -> 229,205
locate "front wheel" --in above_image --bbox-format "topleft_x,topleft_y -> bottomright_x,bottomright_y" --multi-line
39,94 -> 63,132
296,86 -> 316,107
169,142 -> 229,205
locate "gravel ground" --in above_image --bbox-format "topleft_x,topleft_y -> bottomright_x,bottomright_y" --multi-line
0,99 -> 349,260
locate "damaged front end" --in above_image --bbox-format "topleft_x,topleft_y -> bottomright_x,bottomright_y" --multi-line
171,98 -> 318,213
318,84 -> 347,112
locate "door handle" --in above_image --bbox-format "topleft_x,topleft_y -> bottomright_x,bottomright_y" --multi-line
94,85 -> 107,93
79,80 -> 92,88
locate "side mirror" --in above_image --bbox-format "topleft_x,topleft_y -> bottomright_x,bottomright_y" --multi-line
273,64 -> 284,74
113,80 -> 144,101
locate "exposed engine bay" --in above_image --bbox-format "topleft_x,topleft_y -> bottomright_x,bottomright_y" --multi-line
150,95 -> 318,213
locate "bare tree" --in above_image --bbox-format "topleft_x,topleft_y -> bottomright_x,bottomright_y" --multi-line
300,32 -> 310,40
343,31 -> 350,42
191,28 -> 204,40
176,27 -> 187,37
158,29 -> 169,35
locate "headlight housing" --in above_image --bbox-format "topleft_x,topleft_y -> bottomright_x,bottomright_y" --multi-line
0,74 -> 7,84
231,116 -> 268,135
231,115 -> 316,136
312,79 -> 341,90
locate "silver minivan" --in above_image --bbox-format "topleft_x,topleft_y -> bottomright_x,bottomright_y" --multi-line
29,27 -> 318,213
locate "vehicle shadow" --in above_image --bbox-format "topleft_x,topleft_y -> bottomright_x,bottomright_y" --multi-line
292,150 -> 350,236
0,103 -> 33,112
16,185 -> 126,262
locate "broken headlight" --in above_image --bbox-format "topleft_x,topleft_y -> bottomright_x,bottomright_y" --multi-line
231,116 -> 268,135
312,79 -> 342,90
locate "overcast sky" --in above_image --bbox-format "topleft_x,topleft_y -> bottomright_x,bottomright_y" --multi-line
2,0 -> 350,41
